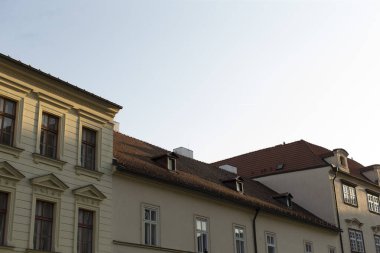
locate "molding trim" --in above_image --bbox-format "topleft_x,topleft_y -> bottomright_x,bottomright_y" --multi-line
30,173 -> 69,192
113,240 -> 195,253
32,153 -> 66,170
372,225 -> 380,234
75,166 -> 103,181
73,184 -> 106,201
345,218 -> 363,228
0,144 -> 24,158
0,161 -> 25,183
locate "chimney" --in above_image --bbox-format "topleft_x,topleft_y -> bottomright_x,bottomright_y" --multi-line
113,121 -> 120,132
173,147 -> 193,159
219,165 -> 237,174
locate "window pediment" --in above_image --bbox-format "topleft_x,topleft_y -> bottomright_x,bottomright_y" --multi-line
372,225 -> 380,234
345,218 -> 363,228
0,161 -> 25,182
73,184 -> 106,201
30,173 -> 69,192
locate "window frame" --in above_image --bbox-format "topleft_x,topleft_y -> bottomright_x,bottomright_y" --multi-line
194,215 -> 209,253
366,192 -> 380,214
39,112 -> 59,159
265,231 -> 276,253
141,204 -> 160,246
348,229 -> 366,253
304,241 -> 313,253
33,200 -> 54,251
77,208 -> 94,253
328,246 -> 336,253
233,225 -> 246,253
0,192 -> 9,246
167,157 -> 176,171
81,127 -> 97,171
375,235 -> 380,253
342,183 -> 358,207
0,96 -> 16,147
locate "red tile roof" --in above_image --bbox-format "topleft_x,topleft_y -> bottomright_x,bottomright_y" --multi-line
114,133 -> 339,232
212,140 -> 376,185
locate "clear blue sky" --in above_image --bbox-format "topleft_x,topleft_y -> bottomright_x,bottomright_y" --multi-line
1,0 -> 380,165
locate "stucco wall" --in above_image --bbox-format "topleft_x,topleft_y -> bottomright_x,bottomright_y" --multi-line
255,166 -> 337,224
113,173 -> 339,253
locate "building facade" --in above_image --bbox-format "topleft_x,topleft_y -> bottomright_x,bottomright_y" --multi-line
0,54 -> 121,253
113,133 -> 340,253
214,140 -> 380,253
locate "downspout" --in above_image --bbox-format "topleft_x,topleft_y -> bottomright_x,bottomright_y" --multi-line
253,208 -> 260,253
331,165 -> 344,253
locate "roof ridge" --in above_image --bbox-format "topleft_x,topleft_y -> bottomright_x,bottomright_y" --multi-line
301,140 -> 330,165
212,139 -> 305,164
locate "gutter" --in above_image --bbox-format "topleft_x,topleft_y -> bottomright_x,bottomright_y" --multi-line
331,165 -> 344,253
253,208 -> 260,253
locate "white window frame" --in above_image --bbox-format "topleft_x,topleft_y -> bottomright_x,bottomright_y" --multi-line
265,232 -> 276,253
142,204 -> 160,246
167,157 -> 176,171
195,216 -> 209,253
304,241 -> 313,253
367,192 -> 379,214
348,229 -> 365,253
375,235 -> 380,253
343,184 -> 357,206
233,225 -> 246,253
328,246 -> 336,253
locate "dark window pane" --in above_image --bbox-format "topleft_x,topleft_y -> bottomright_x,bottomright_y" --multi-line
4,101 -> 15,115
40,113 -> 58,158
78,209 -> 94,253
34,201 -> 53,251
81,128 -> 96,170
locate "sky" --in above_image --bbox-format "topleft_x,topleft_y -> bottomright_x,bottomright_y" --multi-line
1,0 -> 380,165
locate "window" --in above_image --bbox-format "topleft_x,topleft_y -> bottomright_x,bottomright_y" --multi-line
367,193 -> 379,214
265,232 -> 276,253
40,113 -> 59,159
348,229 -> 365,252
340,156 -> 347,167
328,246 -> 336,253
78,209 -> 94,253
34,200 -> 54,251
144,207 -> 158,246
234,226 -> 245,253
236,181 -> 244,193
0,97 -> 16,146
168,157 -> 176,171
304,241 -> 313,253
81,128 -> 96,170
0,192 -> 8,246
343,184 -> 357,206
195,217 -> 208,253
375,235 -> 380,253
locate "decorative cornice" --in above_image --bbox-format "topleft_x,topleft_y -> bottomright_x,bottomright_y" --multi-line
30,173 -> 69,192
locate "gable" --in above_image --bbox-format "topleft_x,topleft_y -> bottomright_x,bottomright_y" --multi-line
73,184 -> 106,201
0,161 -> 25,181
30,173 -> 69,192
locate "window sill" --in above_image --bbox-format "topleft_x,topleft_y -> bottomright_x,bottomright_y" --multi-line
75,166 -> 104,181
369,210 -> 380,216
25,249 -> 60,253
32,153 -> 66,170
0,143 -> 24,158
343,202 -> 358,208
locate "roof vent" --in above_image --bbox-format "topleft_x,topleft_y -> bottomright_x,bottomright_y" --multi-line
173,147 -> 193,159
219,165 -> 237,174
276,164 -> 284,170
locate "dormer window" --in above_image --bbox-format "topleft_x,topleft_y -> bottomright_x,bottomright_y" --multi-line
168,157 -> 176,171
340,156 -> 347,167
236,181 -> 244,193
222,176 -> 244,193
273,193 -> 293,208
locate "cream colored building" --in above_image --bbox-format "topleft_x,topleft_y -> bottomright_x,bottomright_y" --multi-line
0,53 -> 121,253
214,140 -> 380,253
113,133 -> 340,253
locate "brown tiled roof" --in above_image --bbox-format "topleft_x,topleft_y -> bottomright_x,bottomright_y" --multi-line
0,53 -> 122,109
213,140 -> 330,178
114,133 -> 339,232
212,140 -> 377,185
